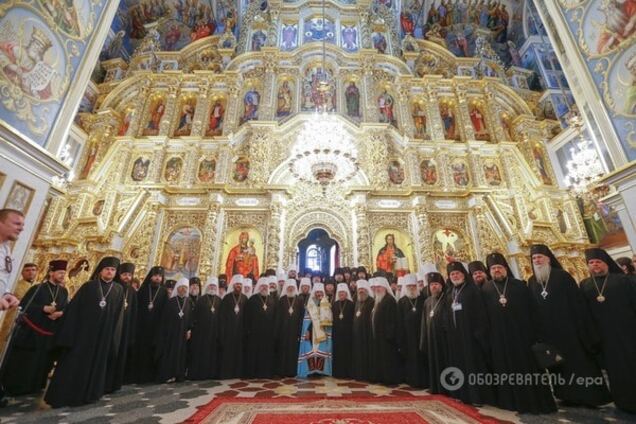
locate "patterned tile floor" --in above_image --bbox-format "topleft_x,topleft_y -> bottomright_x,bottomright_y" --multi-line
0,378 -> 633,424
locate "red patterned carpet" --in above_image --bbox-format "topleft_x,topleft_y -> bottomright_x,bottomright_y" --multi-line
185,394 -> 509,424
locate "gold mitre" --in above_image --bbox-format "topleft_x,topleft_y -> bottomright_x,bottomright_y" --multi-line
30,27 -> 53,51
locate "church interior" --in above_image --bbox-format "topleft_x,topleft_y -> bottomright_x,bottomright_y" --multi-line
0,0 -> 635,422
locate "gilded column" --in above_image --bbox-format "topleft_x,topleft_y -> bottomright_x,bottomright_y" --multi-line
455,82 -> 474,141
124,79 -> 151,137
224,75 -> 241,133
198,196 -> 221,280
484,84 -> 505,142
260,52 -> 278,121
266,199 -> 284,269
159,81 -> 179,136
191,82 -> 210,138
425,77 -> 445,140
415,204 -> 433,263
354,204 -> 371,269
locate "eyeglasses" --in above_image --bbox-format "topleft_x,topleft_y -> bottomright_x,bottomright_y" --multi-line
4,256 -> 12,273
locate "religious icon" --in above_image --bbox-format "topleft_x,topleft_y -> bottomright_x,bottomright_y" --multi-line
92,200 -> 105,217
207,99 -> 225,136
345,81 -> 361,119
532,144 -> 552,185
233,157 -> 250,182
301,65 -> 336,112
225,231 -> 260,277
164,157 -> 183,183
3,182 -> 34,214
0,19 -> 64,101
240,90 -> 260,124
372,32 -> 388,54
160,227 -> 202,280
412,102 -> 428,139
281,23 -> 298,51
198,158 -> 216,183
174,98 -> 197,136
118,109 -> 133,136
131,157 -> 150,181
303,17 -> 336,44
387,160 -> 405,185
556,209 -> 568,234
451,159 -> 470,186
69,259 -> 89,279
400,11 -> 415,35
62,206 -> 73,229
440,103 -> 459,140
341,25 -> 358,52
376,233 -> 408,276
420,159 -> 438,185
276,80 -> 293,118
432,228 -> 467,271
469,104 -> 489,140
251,30 -> 267,51
79,143 -> 98,179
143,97 -> 166,136
483,160 -> 503,186
378,90 -> 397,127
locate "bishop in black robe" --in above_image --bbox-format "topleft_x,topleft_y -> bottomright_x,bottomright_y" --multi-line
188,279 -> 222,380
529,244 -> 610,407
369,277 -> 400,385
45,257 -> 125,408
155,279 -> 192,383
132,266 -> 168,384
275,280 -> 304,377
351,281 -> 374,381
298,277 -> 312,306
397,275 -> 428,388
482,253 -> 556,414
420,272 -> 450,394
332,283 -> 354,379
580,248 -> 636,413
2,260 -> 69,395
105,262 -> 138,393
244,278 -> 278,378
219,275 -> 248,379
445,262 -> 494,405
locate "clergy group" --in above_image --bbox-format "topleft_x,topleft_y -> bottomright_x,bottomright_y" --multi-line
1,245 -> 635,416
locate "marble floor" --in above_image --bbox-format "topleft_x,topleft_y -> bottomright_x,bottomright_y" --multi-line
0,377 -> 633,424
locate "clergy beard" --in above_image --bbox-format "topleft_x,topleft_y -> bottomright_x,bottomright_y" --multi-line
493,275 -> 507,283
286,293 -> 295,299
450,277 -> 464,287
374,292 -> 384,305
406,287 -> 418,299
533,263 -> 551,284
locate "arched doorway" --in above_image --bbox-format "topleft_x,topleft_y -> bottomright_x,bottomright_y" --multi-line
296,228 -> 339,276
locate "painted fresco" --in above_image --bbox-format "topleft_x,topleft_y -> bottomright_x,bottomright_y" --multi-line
0,1 -> 108,146
558,0 -> 636,160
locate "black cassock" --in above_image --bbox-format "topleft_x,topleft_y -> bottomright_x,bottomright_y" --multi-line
331,299 -> 354,379
2,281 -> 69,395
420,292 -> 450,394
397,295 -> 428,388
44,280 -> 124,408
482,278 -> 556,414
155,296 -> 192,383
529,269 -> 610,406
219,292 -> 248,379
580,273 -> 636,413
105,281 -> 137,393
188,294 -> 222,380
446,282 -> 494,405
351,296 -> 374,381
244,294 -> 277,378
132,282 -> 168,383
275,295 -> 304,377
369,295 -> 400,385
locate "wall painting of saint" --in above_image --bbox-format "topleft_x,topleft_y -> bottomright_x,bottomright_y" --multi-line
223,229 -> 262,278
420,159 -> 438,185
276,80 -> 294,119
174,97 -> 197,136
233,157 -> 250,182
131,157 -> 150,182
374,231 -> 411,277
164,157 -> 183,183
197,158 -> 216,183
143,97 -> 166,136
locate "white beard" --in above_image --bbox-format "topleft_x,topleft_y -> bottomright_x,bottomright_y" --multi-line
534,264 -> 551,284
374,292 -> 385,305
450,278 -> 464,287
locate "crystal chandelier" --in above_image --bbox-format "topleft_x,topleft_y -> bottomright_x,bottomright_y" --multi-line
564,138 -> 604,193
289,113 -> 358,186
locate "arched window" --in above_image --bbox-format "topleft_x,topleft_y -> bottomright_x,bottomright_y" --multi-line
306,244 -> 321,271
